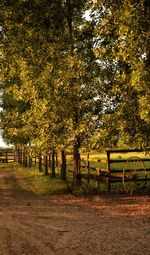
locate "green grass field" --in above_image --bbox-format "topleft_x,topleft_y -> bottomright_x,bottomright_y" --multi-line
66,151 -> 150,172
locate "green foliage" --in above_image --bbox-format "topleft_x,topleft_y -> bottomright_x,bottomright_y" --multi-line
90,0 -> 150,148
0,0 -> 149,153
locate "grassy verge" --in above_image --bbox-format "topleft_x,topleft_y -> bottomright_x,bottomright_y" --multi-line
0,162 -> 67,195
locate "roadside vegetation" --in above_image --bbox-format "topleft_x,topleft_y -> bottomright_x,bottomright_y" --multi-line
0,162 -> 67,195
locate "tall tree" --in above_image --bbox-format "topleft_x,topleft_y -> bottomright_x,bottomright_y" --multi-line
90,0 -> 150,148
1,1 -> 103,171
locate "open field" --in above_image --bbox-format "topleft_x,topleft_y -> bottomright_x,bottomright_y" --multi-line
0,164 -> 150,255
66,151 -> 150,169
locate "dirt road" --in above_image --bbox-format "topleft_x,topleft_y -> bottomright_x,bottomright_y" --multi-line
0,167 -> 150,255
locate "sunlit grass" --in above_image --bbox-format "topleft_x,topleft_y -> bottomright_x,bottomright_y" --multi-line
0,163 -> 67,195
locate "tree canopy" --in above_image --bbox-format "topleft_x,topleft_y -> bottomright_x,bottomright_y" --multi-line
0,0 -> 150,153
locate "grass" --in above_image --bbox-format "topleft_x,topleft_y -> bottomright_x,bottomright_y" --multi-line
77,151 -> 150,170
0,162 -> 67,195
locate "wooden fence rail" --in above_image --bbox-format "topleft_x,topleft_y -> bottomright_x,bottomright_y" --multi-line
100,150 -> 150,191
0,148 -> 15,163
1,147 -> 150,193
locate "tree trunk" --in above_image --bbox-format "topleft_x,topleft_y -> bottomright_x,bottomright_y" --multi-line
87,153 -> 90,174
23,148 -> 28,167
44,155 -> 49,175
55,151 -> 58,167
18,147 -> 23,164
29,155 -> 32,167
23,149 -> 25,165
48,153 -> 52,168
60,150 -> 66,180
51,149 -> 56,178
34,156 -> 37,165
38,153 -> 42,173
73,137 -> 81,175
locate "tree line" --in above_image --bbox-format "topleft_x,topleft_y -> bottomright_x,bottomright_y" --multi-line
0,0 -> 150,176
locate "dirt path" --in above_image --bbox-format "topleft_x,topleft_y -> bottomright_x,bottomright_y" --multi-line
0,167 -> 150,255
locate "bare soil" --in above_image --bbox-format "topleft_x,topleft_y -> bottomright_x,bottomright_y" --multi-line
0,168 -> 150,255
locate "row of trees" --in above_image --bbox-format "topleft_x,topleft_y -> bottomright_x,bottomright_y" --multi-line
0,0 -> 150,176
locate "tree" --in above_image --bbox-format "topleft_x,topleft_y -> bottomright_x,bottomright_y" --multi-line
1,0 -> 104,175
90,0 -> 150,148
0,0 -> 69,167
2,0 -> 149,167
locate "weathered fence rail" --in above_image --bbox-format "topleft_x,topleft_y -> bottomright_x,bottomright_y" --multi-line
0,148 -> 14,163
98,150 -> 150,192
65,149 -> 150,194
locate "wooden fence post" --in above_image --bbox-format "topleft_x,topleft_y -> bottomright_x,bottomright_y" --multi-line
6,151 -> 8,163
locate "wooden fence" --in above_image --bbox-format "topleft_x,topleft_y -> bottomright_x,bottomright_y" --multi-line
1,147 -> 150,193
98,149 -> 150,191
0,148 -> 15,163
